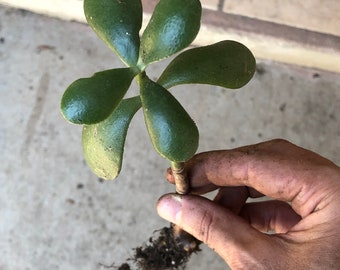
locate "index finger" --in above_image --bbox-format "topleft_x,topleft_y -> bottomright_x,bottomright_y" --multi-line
169,139 -> 340,217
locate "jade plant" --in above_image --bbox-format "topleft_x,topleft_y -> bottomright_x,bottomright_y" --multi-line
61,0 -> 255,268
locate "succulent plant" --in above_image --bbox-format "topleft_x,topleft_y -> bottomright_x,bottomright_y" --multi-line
60,0 -> 256,183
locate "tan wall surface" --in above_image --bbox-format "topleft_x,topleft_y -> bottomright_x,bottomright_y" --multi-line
1,0 -> 339,73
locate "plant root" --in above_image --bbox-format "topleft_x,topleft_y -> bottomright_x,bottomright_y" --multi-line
113,225 -> 201,270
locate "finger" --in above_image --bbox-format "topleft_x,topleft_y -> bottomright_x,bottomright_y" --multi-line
157,193 -> 288,267
166,167 -> 217,194
213,187 -> 249,214
240,201 -> 302,233
173,139 -> 339,217
212,188 -> 300,233
214,186 -> 265,214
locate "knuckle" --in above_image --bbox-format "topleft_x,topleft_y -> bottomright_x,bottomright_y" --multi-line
271,138 -> 290,145
263,138 -> 291,150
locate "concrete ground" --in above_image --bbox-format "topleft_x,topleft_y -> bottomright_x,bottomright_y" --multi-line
1,5 -> 339,270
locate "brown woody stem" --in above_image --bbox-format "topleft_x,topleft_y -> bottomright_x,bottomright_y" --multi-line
170,161 -> 189,195
170,161 -> 200,252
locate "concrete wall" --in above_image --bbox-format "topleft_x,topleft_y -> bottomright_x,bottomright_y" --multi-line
0,0 -> 340,73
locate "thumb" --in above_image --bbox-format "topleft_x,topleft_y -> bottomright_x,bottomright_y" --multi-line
156,193 -> 285,267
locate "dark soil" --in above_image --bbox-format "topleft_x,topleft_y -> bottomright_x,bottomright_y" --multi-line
107,225 -> 201,270
117,263 -> 131,270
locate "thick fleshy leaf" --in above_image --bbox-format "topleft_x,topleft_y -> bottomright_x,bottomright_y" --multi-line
139,0 -> 201,67
61,68 -> 136,125
84,0 -> 142,67
158,41 -> 256,89
139,75 -> 199,162
82,96 -> 141,180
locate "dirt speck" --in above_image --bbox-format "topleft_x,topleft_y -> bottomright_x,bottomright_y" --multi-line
256,65 -> 265,76
77,183 -> 84,189
313,73 -> 320,79
118,263 -> 131,270
66,198 -> 75,204
279,103 -> 286,112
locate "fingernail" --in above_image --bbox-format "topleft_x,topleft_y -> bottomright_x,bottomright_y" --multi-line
157,194 -> 182,223
166,168 -> 175,184
166,167 -> 173,176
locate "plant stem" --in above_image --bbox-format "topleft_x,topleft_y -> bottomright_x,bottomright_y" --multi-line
170,161 -> 189,195
170,161 -> 201,252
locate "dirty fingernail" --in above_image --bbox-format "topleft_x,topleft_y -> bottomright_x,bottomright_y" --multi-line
157,194 -> 183,223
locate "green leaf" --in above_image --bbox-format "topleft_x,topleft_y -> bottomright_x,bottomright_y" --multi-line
84,0 -> 142,67
61,68 -> 136,125
157,41 -> 256,89
139,0 -> 201,67
82,96 -> 141,180
139,75 -> 199,162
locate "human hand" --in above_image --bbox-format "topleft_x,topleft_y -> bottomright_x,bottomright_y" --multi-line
157,139 -> 340,269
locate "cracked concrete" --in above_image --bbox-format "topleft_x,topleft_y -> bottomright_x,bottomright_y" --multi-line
0,5 -> 339,270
